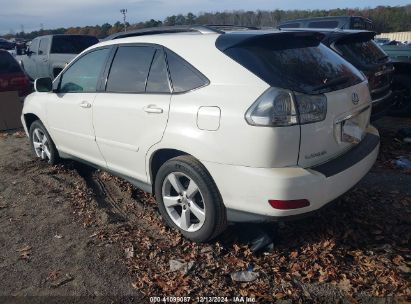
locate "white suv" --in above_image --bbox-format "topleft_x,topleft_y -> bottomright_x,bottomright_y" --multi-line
22,26 -> 380,242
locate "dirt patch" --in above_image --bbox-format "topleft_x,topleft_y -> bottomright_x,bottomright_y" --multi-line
0,135 -> 141,299
0,118 -> 410,303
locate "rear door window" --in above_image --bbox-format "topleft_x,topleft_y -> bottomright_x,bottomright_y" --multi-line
308,20 -> 339,28
38,38 -> 49,55
146,50 -> 170,93
280,23 -> 301,28
106,46 -> 155,93
165,50 -> 209,93
50,36 -> 98,54
221,34 -> 364,94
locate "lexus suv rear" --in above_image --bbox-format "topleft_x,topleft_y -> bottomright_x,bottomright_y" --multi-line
21,27 -> 379,242
280,28 -> 394,120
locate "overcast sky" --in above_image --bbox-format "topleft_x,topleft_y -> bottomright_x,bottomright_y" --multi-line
0,0 -> 409,34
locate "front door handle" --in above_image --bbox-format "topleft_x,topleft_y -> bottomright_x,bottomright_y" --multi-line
143,104 -> 163,114
79,101 -> 92,108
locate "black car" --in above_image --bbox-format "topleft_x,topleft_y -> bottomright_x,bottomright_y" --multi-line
281,28 -> 393,120
0,38 -> 15,50
278,16 -> 373,31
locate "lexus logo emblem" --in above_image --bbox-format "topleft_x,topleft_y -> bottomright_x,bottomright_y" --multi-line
352,93 -> 359,105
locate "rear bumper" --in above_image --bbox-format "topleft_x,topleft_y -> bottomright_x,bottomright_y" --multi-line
203,125 -> 379,222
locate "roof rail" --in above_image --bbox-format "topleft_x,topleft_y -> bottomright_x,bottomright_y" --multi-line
205,24 -> 260,31
104,25 -> 223,41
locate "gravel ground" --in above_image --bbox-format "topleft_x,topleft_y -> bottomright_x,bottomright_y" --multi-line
0,117 -> 410,303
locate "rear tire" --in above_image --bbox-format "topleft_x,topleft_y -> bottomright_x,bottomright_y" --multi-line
29,120 -> 60,165
155,155 -> 227,242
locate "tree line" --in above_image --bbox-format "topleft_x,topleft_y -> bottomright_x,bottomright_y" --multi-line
4,5 -> 411,40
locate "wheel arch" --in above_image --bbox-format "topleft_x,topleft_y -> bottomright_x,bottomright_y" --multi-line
149,148 -> 188,193
23,113 -> 41,132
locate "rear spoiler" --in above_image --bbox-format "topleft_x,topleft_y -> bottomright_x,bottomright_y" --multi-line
215,31 -> 325,51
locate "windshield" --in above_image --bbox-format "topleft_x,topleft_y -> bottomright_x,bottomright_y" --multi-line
50,36 -> 98,54
0,52 -> 21,75
222,35 -> 364,94
335,39 -> 387,66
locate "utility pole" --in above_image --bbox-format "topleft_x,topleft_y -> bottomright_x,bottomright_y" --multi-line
120,9 -> 128,32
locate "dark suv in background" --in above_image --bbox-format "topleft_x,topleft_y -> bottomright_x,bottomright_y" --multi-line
279,16 -> 373,31
280,27 -> 393,120
0,50 -> 31,98
0,38 -> 15,50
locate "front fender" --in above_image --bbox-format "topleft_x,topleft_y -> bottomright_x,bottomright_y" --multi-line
22,92 -> 51,131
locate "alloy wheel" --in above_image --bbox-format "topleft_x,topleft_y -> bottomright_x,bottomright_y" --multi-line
32,128 -> 51,161
162,172 -> 206,232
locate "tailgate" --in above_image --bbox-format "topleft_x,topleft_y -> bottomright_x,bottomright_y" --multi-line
298,81 -> 372,167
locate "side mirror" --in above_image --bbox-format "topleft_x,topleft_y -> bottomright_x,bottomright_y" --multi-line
34,77 -> 53,92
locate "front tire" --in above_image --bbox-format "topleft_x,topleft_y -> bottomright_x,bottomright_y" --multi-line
29,120 -> 59,165
155,155 -> 227,242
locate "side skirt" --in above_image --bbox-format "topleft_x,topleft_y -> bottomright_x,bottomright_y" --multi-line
59,151 -> 153,194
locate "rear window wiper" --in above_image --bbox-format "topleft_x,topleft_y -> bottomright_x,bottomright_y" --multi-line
312,76 -> 350,92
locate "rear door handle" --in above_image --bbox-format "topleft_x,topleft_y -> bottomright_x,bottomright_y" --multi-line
79,101 -> 92,108
143,104 -> 163,114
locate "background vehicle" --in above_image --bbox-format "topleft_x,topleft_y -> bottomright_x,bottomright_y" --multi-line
278,16 -> 373,30
10,38 -> 28,55
22,26 -> 379,242
0,38 -> 15,50
280,17 -> 411,117
0,50 -> 31,99
18,34 -> 98,80
281,28 -> 394,120
0,50 -> 31,130
374,37 -> 391,45
379,43 -> 411,115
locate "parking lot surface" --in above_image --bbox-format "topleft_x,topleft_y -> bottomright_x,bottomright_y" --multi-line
0,117 -> 410,303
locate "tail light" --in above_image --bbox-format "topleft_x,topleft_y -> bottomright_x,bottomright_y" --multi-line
268,199 -> 310,210
245,87 -> 327,127
10,75 -> 30,97
10,75 -> 29,87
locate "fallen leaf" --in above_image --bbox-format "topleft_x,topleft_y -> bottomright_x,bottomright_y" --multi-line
290,251 -> 298,258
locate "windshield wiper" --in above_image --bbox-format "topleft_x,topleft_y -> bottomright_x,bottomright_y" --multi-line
312,76 -> 350,92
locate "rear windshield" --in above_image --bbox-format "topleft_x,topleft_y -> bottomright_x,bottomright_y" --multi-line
335,39 -> 387,66
351,18 -> 373,30
51,36 -> 98,54
0,52 -> 21,74
222,35 -> 364,94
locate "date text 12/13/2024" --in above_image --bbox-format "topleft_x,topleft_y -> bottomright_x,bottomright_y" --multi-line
149,296 -> 257,303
